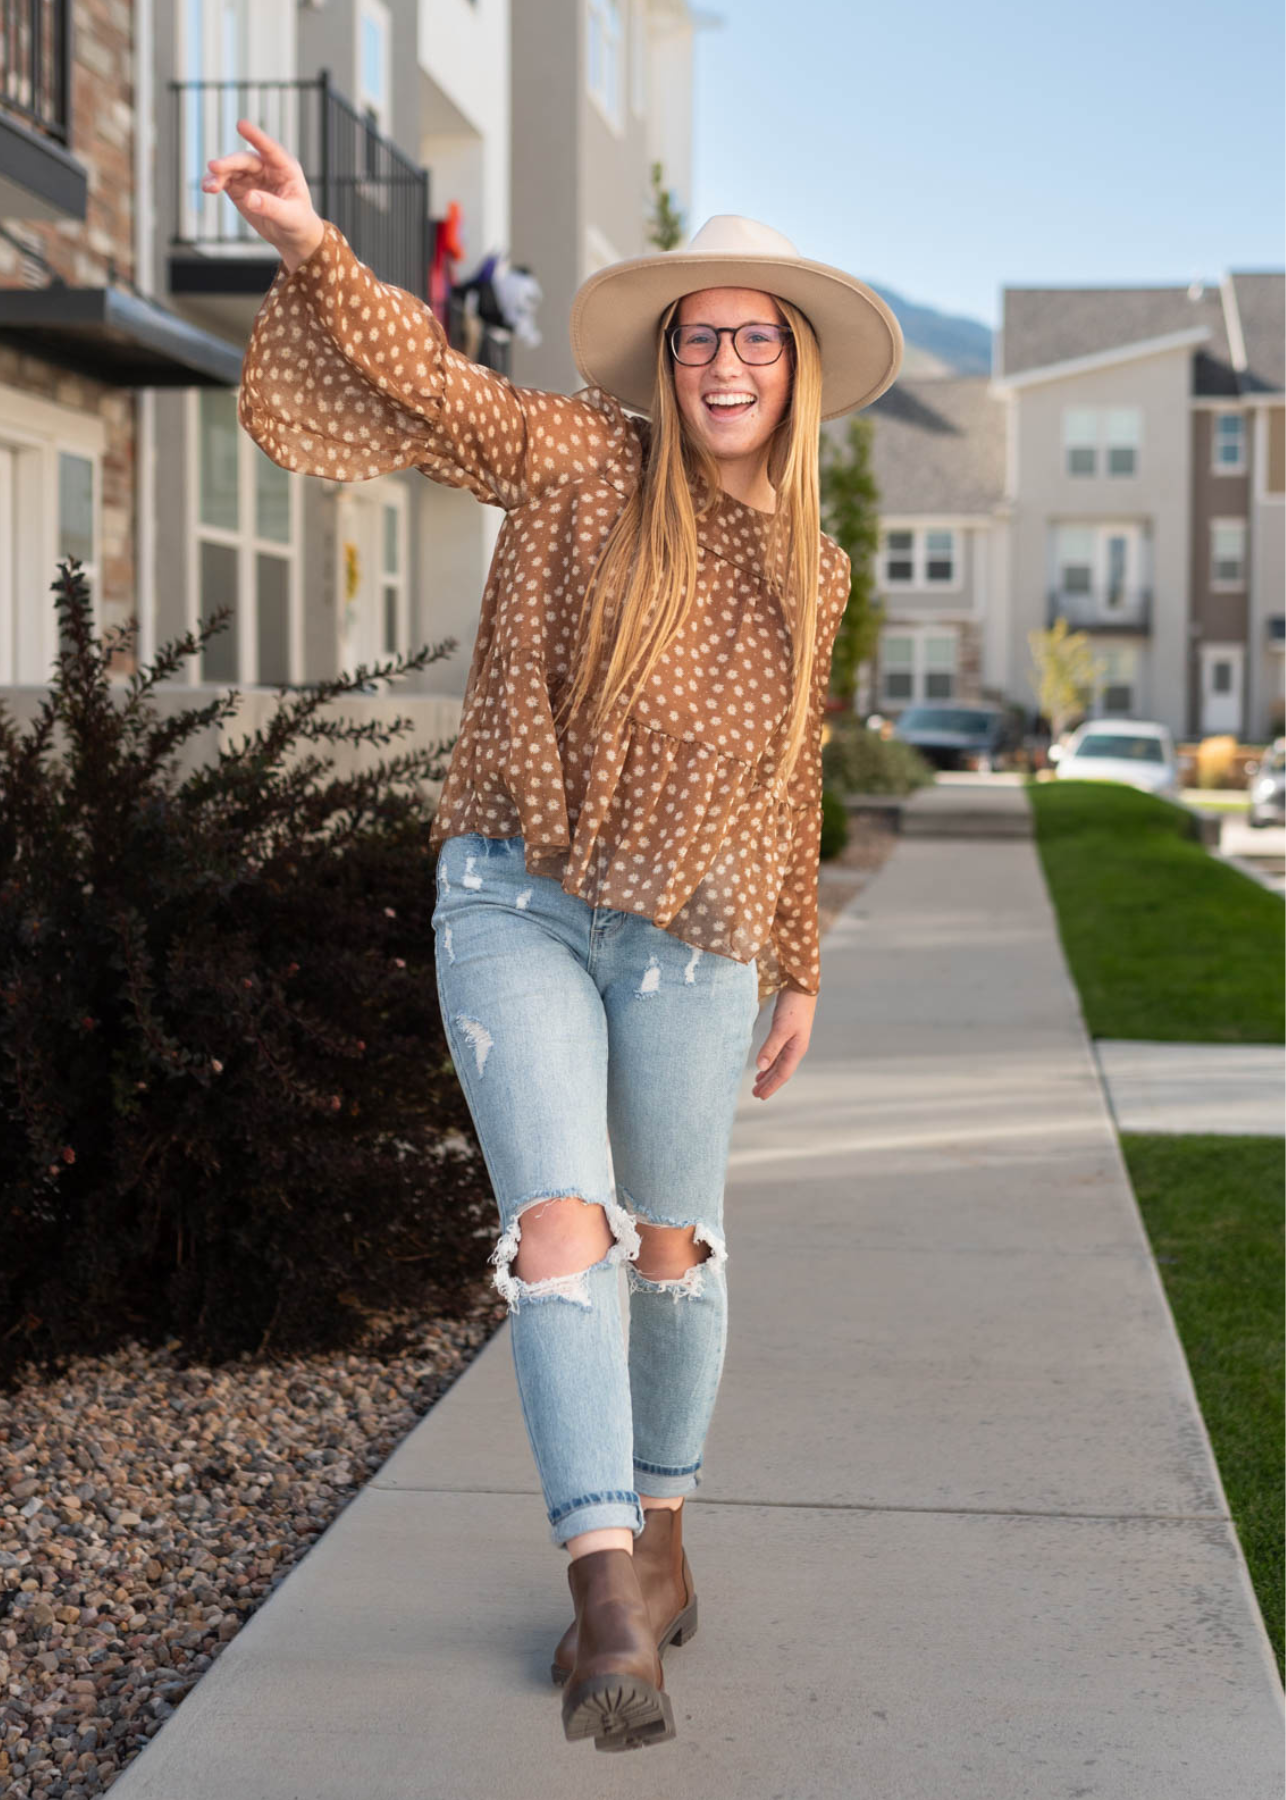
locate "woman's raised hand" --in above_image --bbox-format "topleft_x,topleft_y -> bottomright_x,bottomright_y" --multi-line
201,119 -> 325,274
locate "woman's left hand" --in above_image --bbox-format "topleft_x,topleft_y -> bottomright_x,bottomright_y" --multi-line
752,988 -> 816,1100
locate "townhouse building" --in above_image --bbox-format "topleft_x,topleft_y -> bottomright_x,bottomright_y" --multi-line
510,0 -> 698,396
0,0 -> 519,715
849,270 -> 1286,743
149,0 -> 513,704
0,0 -> 239,685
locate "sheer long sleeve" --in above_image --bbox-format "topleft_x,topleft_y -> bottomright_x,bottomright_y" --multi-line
238,220 -> 637,508
764,548 -> 852,1000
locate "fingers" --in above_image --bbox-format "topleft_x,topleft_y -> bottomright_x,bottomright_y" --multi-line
751,1026 -> 807,1100
237,187 -> 296,226
235,117 -> 291,165
202,154 -> 263,196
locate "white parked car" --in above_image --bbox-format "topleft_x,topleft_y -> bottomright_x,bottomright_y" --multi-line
1050,718 -> 1180,798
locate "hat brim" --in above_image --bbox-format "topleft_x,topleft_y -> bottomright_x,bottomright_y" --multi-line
569,250 -> 903,422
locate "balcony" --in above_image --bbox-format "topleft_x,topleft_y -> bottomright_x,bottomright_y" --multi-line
168,72 -> 430,330
0,0 -> 86,219
1046,589 -> 1153,636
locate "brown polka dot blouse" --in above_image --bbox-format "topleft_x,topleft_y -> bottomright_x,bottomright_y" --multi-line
238,221 -> 853,1007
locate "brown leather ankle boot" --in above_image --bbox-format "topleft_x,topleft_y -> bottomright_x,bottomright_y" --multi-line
559,1547 -> 676,1751
552,1503 -> 698,1687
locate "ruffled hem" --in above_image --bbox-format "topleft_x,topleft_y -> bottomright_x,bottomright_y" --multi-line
427,698 -> 809,1001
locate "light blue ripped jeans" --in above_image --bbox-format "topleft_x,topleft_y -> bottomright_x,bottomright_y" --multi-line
431,830 -> 761,1547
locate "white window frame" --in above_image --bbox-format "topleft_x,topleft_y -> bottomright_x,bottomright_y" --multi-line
1209,517 -> 1246,591
588,0 -> 624,134
1093,643 -> 1140,716
179,0 -> 296,251
879,524 -> 962,592
0,383 -> 104,686
187,390 -> 303,687
879,624 -> 959,705
1210,409 -> 1247,475
356,0 -> 392,137
1051,522 -> 1147,617
1062,405 -> 1141,478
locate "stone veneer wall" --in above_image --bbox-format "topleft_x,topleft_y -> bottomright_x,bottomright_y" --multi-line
0,0 -> 137,653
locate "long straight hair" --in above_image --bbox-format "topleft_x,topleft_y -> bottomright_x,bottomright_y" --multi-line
549,293 -> 825,797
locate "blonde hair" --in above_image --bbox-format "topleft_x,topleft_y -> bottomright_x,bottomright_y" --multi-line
550,292 -> 824,798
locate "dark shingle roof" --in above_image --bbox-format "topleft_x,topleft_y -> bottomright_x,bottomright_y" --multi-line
1228,272 -> 1285,394
997,283 -> 1243,396
824,376 -> 1005,516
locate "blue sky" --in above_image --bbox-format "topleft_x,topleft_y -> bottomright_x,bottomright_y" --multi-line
689,0 -> 1285,328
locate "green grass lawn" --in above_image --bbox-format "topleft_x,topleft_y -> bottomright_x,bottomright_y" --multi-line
1030,778 -> 1284,1681
1119,1133 -> 1284,1679
1027,779 -> 1284,1042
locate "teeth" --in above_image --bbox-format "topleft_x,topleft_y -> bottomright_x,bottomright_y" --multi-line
706,394 -> 755,407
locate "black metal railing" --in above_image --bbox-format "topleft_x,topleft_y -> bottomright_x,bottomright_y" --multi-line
1046,589 -> 1153,635
1,0 -> 71,143
169,72 -> 429,299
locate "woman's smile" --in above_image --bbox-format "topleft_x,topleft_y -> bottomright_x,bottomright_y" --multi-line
702,388 -> 759,421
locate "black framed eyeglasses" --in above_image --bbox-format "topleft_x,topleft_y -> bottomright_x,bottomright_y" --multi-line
668,322 -> 794,367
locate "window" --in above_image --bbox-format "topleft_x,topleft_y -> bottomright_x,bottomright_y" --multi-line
0,388 -> 104,685
1062,406 -> 1141,478
1051,523 -> 1145,619
880,627 -> 957,704
1063,408 -> 1097,476
1095,645 -> 1138,714
1209,519 -> 1245,589
881,634 -> 914,701
924,529 -> 955,582
1212,411 -> 1246,474
357,0 -> 391,135
880,525 -> 958,588
588,0 -> 623,130
194,390 -> 299,685
1055,525 -> 1094,594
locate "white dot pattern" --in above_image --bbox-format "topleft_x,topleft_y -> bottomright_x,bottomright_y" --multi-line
238,222 -> 853,1006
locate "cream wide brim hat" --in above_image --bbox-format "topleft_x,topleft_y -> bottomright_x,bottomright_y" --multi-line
569,213 -> 903,422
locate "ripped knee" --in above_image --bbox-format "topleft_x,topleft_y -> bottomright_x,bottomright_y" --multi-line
489,1189 -> 641,1313
624,1206 -> 727,1302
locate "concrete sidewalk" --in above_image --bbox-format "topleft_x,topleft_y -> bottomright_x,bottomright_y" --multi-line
113,785 -> 1284,1800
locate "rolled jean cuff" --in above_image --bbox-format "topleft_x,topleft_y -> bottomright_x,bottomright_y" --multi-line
548,1490 -> 645,1547
633,1460 -> 702,1499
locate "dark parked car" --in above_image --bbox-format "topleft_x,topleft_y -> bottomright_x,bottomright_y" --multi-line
890,703 -> 1017,772
1247,738 -> 1286,827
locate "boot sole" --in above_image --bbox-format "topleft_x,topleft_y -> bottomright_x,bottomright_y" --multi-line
550,1595 -> 698,1688
560,1671 -> 676,1751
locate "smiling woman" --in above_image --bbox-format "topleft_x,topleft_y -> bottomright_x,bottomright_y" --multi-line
215,117 -> 902,1755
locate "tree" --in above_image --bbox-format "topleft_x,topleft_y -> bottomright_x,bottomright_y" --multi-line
1026,616 -> 1104,739
819,413 -> 885,708
647,162 -> 684,251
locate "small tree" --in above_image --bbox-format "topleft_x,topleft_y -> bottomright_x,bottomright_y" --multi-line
647,161 -> 685,250
1027,616 -> 1104,739
819,413 -> 885,708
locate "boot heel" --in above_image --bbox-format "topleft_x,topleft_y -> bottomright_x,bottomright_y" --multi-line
561,1673 -> 676,1752
662,1595 -> 698,1649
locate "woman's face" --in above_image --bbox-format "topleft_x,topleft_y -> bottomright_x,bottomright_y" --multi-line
670,286 -> 793,467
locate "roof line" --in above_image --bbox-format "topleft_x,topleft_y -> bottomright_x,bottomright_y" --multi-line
992,325 -> 1212,390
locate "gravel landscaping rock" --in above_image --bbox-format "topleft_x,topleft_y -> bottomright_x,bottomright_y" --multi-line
0,1288 -> 507,1797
